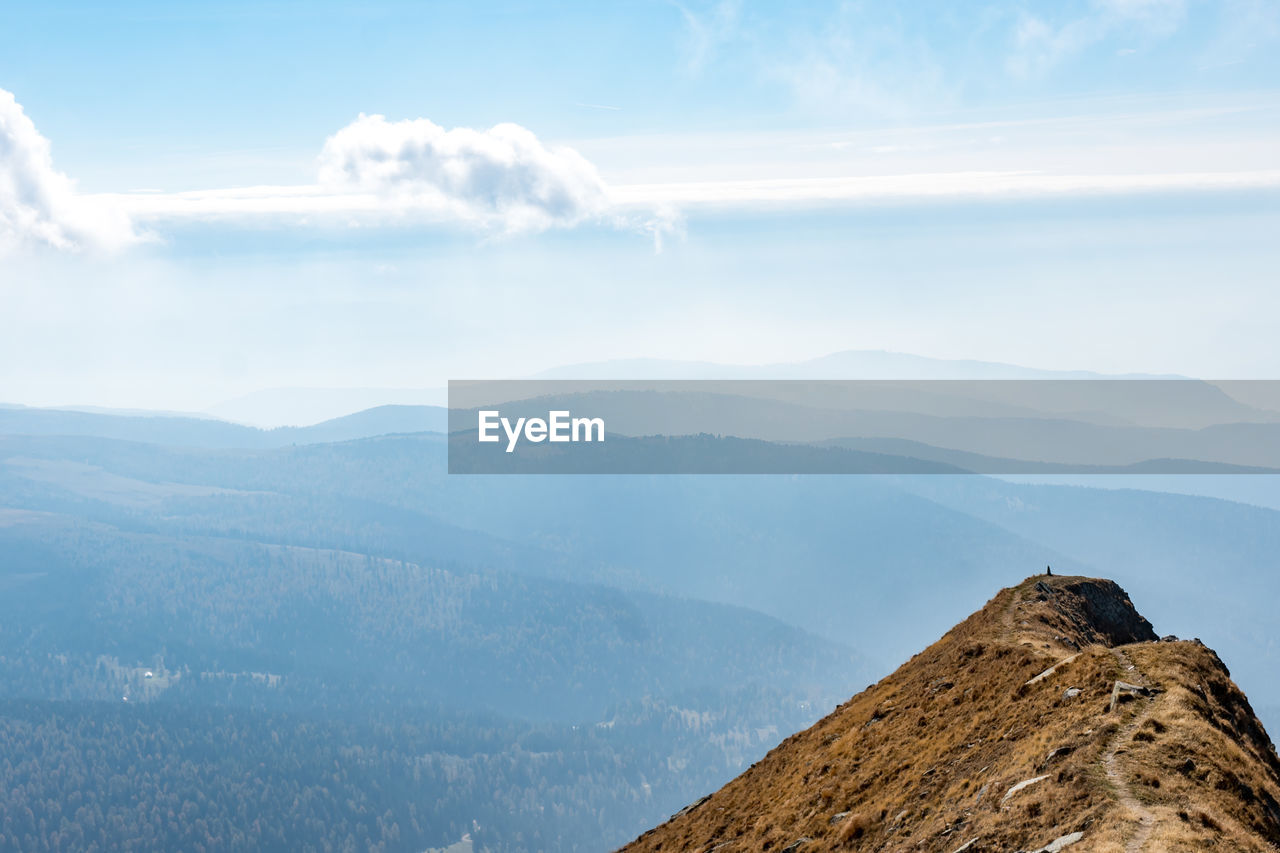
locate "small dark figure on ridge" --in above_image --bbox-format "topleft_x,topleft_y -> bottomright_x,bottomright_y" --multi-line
1046,565 -> 1052,576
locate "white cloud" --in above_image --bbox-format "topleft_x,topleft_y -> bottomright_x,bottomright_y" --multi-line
0,88 -> 138,253
91,99 -> 1280,245
1008,0 -> 1187,77
109,113 -> 675,248
113,163 -> 1280,225
315,114 -> 610,233
610,169 -> 1280,208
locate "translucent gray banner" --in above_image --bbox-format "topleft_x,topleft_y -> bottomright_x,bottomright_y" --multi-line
447,380 -> 1280,474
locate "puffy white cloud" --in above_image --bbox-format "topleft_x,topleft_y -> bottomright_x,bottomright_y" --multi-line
0,88 -> 137,253
316,114 -> 610,232
105,113 -> 674,249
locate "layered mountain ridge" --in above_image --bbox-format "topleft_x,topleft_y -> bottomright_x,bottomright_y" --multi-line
621,575 -> 1280,852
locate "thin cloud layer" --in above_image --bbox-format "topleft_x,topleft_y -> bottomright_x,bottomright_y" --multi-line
317,114 -> 610,232
19,97 -> 1278,255
0,88 -> 138,253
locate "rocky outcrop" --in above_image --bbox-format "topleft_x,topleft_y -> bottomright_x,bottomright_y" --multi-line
1029,577 -> 1158,648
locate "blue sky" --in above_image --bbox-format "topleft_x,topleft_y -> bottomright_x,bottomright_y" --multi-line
1,1 -> 1279,415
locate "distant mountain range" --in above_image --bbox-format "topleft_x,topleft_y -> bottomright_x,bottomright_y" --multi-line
531,350 -> 1185,381
0,403 -> 447,448
206,386 -> 448,428
3,420 -> 1280,725
191,349 -> 1190,427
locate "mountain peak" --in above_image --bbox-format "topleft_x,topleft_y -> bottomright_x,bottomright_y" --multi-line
621,575 -> 1280,852
975,575 -> 1158,654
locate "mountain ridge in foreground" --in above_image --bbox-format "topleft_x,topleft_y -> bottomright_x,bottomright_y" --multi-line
621,575 -> 1280,852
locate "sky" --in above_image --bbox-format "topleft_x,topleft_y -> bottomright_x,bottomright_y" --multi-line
1,0 -> 1279,415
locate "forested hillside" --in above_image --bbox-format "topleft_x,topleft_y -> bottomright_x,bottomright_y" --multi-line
0,432 -> 872,851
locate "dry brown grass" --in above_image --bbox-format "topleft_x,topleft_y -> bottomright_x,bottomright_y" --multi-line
618,575 -> 1280,853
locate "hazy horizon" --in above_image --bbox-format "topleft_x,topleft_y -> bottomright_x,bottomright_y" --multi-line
0,348 -> 1233,427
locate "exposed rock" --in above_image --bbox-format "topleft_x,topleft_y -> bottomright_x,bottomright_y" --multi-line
1047,579 -> 1158,647
1110,680 -> 1159,713
950,839 -> 979,852
780,837 -> 811,852
670,794 -> 710,819
1063,687 -> 1082,699
1002,774 -> 1050,804
1030,831 -> 1085,852
827,811 -> 849,825
1025,654 -> 1080,686
1041,745 -> 1075,770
